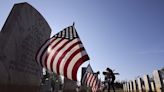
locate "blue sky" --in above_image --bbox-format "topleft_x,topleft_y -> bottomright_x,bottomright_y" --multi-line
0,0 -> 164,81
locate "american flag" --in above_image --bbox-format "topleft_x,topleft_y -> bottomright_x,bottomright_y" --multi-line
36,24 -> 89,81
81,65 -> 100,92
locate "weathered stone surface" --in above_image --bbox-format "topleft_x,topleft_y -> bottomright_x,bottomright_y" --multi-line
63,78 -> 78,92
153,70 -> 164,92
129,81 -> 133,92
150,81 -> 156,91
0,2 -> 51,92
137,78 -> 143,92
133,79 -> 137,91
143,75 -> 152,92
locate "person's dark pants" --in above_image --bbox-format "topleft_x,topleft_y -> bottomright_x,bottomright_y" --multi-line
110,80 -> 115,92
107,82 -> 110,92
107,81 -> 115,92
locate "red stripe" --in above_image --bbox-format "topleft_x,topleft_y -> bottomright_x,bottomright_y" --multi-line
89,75 -> 95,86
88,73 -> 93,86
91,75 -> 96,87
72,55 -> 89,80
86,73 -> 91,85
39,38 -> 57,67
44,38 -> 64,69
50,40 -> 69,72
84,73 -> 89,84
35,39 -> 50,64
56,41 -> 82,73
50,41 -> 81,71
63,47 -> 85,79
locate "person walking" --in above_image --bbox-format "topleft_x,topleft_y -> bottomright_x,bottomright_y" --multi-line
106,68 -> 115,92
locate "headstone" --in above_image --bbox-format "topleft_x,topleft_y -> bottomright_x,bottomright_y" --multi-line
125,82 -> 128,92
153,70 -> 164,92
133,79 -> 137,91
150,81 -> 156,91
0,2 -> 51,92
143,75 -> 152,92
137,78 -> 143,92
129,81 -> 133,92
127,82 -> 130,92
123,83 -> 127,92
63,78 -> 78,92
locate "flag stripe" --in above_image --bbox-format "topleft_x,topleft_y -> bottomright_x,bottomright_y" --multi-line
37,38 -> 56,67
72,55 -> 89,80
65,28 -> 69,38
67,50 -> 88,80
48,39 -> 68,71
88,73 -> 93,86
82,71 -> 87,84
64,47 -> 85,79
69,26 -> 73,39
87,73 -> 93,85
41,38 -> 60,68
90,74 -> 96,86
53,40 -> 70,73
43,38 -> 63,69
72,26 -> 77,37
57,40 -> 81,74
46,39 -> 68,71
58,40 -> 82,75
46,39 -> 67,73
86,73 -> 91,85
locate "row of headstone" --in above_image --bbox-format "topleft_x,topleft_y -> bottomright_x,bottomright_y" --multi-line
123,70 -> 164,92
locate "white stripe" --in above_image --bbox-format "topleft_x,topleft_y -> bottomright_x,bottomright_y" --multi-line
87,73 -> 93,86
82,72 -> 87,84
90,75 -> 96,87
59,44 -> 84,76
72,26 -> 77,37
86,73 -> 91,85
36,38 -> 55,66
93,78 -> 97,87
66,49 -> 87,80
85,73 -> 90,84
65,28 -> 69,38
89,74 -> 95,86
69,27 -> 73,39
62,30 -> 65,37
59,39 -> 81,75
46,39 -> 68,71
41,38 -> 61,68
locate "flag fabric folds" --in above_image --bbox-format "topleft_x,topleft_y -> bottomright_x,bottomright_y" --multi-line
81,64 -> 100,92
36,25 -> 89,81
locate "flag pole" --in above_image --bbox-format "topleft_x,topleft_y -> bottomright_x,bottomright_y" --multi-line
73,22 -> 75,26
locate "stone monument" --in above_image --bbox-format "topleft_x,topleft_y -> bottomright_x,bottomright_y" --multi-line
143,75 -> 152,92
0,2 -> 51,92
137,78 -> 143,92
63,78 -> 78,92
133,79 -> 137,91
129,81 -> 133,91
127,82 -> 130,92
123,82 -> 128,92
153,70 -> 164,92
150,81 -> 156,91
